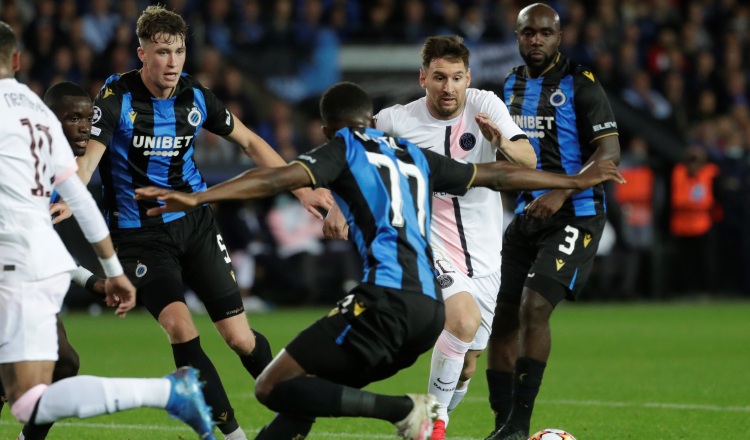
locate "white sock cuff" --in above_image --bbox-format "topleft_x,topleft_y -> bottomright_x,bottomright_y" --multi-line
436,329 -> 471,359
456,378 -> 470,392
11,384 -> 48,424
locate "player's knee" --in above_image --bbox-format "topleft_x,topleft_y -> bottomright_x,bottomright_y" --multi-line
11,384 -> 47,424
519,293 -> 553,328
159,309 -> 199,342
224,330 -> 255,356
490,302 -> 520,337
446,317 -> 480,341
253,375 -> 273,405
54,348 -> 80,380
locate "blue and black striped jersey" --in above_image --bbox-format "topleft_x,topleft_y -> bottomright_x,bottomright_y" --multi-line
91,70 -> 234,229
294,126 -> 476,299
504,54 -> 618,216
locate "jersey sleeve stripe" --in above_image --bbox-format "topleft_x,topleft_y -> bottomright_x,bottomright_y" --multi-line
54,163 -> 79,185
589,132 -> 619,144
465,163 -> 478,189
291,161 -> 317,186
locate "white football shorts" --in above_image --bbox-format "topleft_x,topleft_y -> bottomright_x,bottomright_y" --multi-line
434,256 -> 500,351
0,272 -> 69,363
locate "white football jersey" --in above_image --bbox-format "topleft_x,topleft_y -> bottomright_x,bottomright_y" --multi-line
376,88 -> 525,277
0,78 -> 78,281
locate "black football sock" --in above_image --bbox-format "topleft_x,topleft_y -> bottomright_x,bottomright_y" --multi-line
265,376 -> 413,422
172,336 -> 239,435
254,413 -> 315,440
21,421 -> 53,440
240,330 -> 272,379
21,343 -> 80,439
487,369 -> 514,430
0,379 -> 6,414
507,357 -> 546,433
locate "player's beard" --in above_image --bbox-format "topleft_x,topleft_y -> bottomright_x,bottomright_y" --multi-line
434,95 -> 463,119
522,50 -> 556,74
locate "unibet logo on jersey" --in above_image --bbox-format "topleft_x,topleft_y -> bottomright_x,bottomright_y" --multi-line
512,114 -> 554,138
132,135 -> 195,157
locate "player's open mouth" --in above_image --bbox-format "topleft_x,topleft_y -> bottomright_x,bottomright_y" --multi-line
75,139 -> 89,148
165,73 -> 178,80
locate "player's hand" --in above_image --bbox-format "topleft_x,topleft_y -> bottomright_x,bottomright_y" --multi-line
293,187 -> 334,221
525,161 -> 625,219
524,190 -> 570,219
104,274 -> 136,318
323,202 -> 348,240
576,160 -> 626,189
475,113 -> 502,145
50,202 -> 73,224
92,278 -> 106,295
134,186 -> 199,215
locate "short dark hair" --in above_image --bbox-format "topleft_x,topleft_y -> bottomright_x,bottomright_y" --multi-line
319,82 -> 373,126
44,81 -> 90,112
421,35 -> 469,69
136,5 -> 187,45
0,20 -> 17,64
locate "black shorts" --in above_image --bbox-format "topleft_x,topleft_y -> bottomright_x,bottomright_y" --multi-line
112,205 -> 242,322
499,213 -> 606,306
286,284 -> 444,389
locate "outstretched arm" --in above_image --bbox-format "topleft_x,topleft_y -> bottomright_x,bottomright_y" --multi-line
524,135 -> 620,219
473,158 -> 625,192
226,116 -> 334,219
135,163 -> 314,215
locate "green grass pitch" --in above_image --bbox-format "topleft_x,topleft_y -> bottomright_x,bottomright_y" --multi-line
0,301 -> 748,439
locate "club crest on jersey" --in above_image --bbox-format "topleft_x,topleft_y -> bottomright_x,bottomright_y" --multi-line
135,262 -> 148,278
437,274 -> 454,288
92,106 -> 102,124
459,133 -> 476,151
187,106 -> 202,126
549,89 -> 567,107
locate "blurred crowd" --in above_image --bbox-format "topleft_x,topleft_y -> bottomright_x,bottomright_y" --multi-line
4,0 -> 750,303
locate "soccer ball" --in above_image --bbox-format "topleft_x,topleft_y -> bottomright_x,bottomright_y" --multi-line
528,428 -> 577,440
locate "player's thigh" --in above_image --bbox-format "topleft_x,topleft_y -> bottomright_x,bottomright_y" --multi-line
498,216 -> 538,305
181,212 -> 243,323
436,258 -> 481,334
527,214 -> 606,305
0,272 -> 69,396
115,230 -> 186,320
468,270 -> 502,351
286,285 -> 443,388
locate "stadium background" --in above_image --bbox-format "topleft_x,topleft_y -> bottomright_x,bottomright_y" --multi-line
4,0 -> 750,307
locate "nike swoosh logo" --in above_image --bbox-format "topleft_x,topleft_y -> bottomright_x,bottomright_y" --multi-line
436,378 -> 456,385
527,273 -> 535,278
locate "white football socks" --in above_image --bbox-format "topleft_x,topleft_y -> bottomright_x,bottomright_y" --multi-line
448,378 -> 470,413
224,426 -> 249,439
427,329 -> 471,424
33,376 -> 170,424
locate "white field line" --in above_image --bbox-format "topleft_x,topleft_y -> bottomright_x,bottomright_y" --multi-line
463,396 -> 750,412
0,398 -> 747,439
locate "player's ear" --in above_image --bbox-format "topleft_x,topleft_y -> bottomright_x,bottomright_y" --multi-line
10,50 -> 20,72
466,68 -> 471,87
322,125 -> 333,140
137,46 -> 146,63
419,68 -> 426,89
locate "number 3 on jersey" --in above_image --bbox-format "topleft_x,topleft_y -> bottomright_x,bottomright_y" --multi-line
558,225 -> 579,255
21,118 -> 54,197
365,152 -> 428,236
